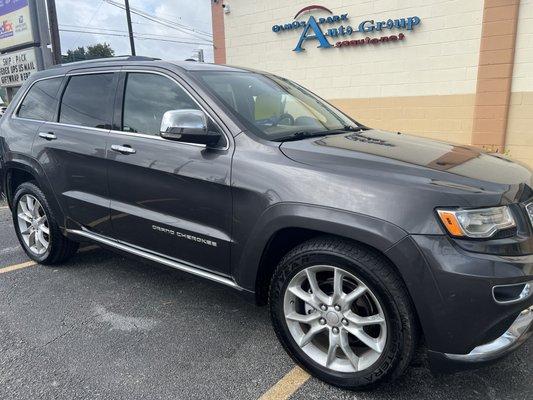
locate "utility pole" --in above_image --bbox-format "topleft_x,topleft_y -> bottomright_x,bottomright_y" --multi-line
124,0 -> 136,56
46,0 -> 62,64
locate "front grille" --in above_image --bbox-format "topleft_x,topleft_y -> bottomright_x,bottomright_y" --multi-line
527,202 -> 533,227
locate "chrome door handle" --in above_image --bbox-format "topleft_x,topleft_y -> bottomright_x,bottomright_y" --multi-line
111,144 -> 136,155
38,132 -> 57,141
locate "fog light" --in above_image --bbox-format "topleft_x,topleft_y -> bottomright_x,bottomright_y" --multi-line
493,282 -> 531,304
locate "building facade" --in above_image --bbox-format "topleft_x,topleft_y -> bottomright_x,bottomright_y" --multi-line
212,0 -> 533,168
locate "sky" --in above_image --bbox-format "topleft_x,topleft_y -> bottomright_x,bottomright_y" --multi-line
56,0 -> 214,62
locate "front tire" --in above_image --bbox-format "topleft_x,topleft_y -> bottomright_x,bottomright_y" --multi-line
269,237 -> 418,390
12,182 -> 79,265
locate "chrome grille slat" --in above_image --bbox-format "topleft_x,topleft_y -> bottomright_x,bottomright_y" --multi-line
526,202 -> 533,227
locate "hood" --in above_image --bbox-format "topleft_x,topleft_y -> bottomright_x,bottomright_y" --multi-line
280,130 -> 533,201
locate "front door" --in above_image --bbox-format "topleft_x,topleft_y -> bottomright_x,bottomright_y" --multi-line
106,71 -> 233,275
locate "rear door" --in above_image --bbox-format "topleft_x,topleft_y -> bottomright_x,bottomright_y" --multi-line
32,70 -> 119,234
106,69 -> 233,274
6,75 -> 64,157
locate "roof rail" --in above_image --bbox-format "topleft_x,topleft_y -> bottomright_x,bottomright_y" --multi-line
52,55 -> 161,68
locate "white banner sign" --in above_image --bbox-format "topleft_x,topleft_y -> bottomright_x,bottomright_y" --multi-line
0,47 -> 38,87
0,0 -> 35,51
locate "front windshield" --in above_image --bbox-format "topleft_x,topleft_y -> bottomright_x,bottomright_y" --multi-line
193,71 -> 360,141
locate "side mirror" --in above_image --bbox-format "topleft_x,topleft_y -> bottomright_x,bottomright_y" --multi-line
160,109 -> 222,147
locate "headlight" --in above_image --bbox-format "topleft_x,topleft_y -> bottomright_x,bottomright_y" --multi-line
437,206 -> 516,238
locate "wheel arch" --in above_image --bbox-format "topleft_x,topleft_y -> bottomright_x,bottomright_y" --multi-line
3,157 -> 66,227
232,203 -> 409,304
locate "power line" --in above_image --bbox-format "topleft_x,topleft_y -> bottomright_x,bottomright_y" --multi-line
129,12 -> 212,43
59,28 -> 211,46
71,0 -> 106,49
125,2 -> 213,37
104,0 -> 212,43
128,9 -> 212,42
60,24 -> 209,41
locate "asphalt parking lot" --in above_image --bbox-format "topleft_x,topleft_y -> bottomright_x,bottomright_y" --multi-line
0,199 -> 531,400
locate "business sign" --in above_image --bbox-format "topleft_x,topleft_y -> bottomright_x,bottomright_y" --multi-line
272,5 -> 421,52
0,0 -> 35,52
0,47 -> 39,87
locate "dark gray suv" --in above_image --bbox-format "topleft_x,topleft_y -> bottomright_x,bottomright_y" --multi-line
0,57 -> 532,390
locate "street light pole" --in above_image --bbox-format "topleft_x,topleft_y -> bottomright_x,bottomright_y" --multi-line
124,0 -> 136,56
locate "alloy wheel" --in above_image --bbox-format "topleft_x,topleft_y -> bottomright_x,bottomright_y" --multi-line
283,265 -> 387,373
16,194 -> 50,255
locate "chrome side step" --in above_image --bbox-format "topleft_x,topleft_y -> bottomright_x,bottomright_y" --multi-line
67,229 -> 243,290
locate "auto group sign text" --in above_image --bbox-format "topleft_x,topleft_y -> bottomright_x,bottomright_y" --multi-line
271,5 -> 421,52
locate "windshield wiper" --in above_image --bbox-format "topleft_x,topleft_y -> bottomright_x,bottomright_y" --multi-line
343,125 -> 368,132
273,131 -> 335,142
274,126 -> 369,142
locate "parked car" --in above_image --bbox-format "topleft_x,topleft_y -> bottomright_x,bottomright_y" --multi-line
0,57 -> 531,390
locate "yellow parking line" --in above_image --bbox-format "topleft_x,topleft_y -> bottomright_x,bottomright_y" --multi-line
259,366 -> 310,400
0,260 -> 37,274
0,206 -> 8,210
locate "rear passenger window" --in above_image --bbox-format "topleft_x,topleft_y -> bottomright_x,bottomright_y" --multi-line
59,73 -> 114,129
17,77 -> 62,121
122,73 -> 199,136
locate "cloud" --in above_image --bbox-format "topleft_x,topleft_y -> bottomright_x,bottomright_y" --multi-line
57,0 -> 213,62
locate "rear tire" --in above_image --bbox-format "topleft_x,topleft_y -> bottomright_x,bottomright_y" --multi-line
269,236 -> 418,390
12,182 -> 78,265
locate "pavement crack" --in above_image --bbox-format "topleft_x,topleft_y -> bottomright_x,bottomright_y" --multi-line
39,311 -> 106,349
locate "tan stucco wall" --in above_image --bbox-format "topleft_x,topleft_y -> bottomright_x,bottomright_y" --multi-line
224,0 -> 482,143
222,0 -> 532,167
329,94 -> 475,145
507,93 -> 533,168
224,0 -> 483,98
508,0 -> 533,168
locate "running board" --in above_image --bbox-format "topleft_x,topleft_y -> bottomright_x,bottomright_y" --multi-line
67,229 -> 243,290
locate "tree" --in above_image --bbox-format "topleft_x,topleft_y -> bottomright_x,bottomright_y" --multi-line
62,43 -> 115,63
63,46 -> 86,63
86,43 -> 115,59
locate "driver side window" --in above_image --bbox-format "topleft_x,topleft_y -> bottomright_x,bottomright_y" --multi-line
122,73 -> 200,136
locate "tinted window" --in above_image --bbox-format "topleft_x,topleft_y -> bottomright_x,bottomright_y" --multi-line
17,77 -> 62,121
59,74 -> 114,129
122,73 -> 199,136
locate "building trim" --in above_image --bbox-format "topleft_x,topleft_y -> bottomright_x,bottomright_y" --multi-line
211,1 -> 226,64
472,0 -> 520,151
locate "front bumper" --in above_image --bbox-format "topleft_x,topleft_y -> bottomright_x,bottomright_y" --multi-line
445,306 -> 532,362
429,306 -> 532,372
385,235 -> 533,372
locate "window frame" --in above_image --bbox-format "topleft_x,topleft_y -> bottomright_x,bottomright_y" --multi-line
57,71 -> 118,131
11,68 -> 231,151
113,69 -> 229,150
12,75 -> 65,123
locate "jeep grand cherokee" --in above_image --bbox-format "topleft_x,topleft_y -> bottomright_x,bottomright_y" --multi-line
0,57 -> 531,389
